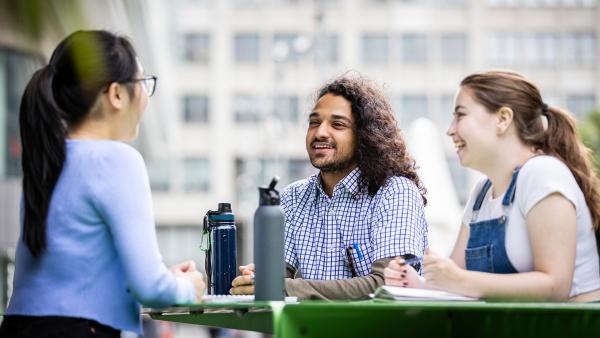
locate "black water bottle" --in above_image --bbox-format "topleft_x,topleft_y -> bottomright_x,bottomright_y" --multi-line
254,177 -> 285,301
202,203 -> 237,295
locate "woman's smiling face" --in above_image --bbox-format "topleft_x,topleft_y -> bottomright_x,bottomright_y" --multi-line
446,86 -> 500,171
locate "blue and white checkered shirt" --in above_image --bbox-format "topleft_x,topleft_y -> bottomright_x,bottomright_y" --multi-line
281,167 -> 428,280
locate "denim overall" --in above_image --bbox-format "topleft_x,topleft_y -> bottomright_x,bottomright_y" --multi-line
465,169 -> 520,273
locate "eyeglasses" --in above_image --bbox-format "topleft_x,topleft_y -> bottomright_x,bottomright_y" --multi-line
125,75 -> 157,97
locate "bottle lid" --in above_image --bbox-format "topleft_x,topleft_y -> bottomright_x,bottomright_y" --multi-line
259,176 -> 281,206
206,203 -> 235,223
218,203 -> 232,213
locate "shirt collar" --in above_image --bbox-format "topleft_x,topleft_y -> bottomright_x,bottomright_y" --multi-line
312,167 -> 362,199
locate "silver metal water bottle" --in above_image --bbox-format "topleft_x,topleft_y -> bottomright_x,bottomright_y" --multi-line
254,176 -> 285,301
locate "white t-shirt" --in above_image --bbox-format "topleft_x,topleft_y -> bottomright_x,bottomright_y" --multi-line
462,155 -> 600,297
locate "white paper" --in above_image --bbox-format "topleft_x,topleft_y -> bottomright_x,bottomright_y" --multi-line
200,295 -> 299,303
374,285 -> 478,301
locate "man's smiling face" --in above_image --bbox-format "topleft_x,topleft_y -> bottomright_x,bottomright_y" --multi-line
306,93 -> 358,173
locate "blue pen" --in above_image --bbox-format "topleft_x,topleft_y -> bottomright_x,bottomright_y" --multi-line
352,242 -> 364,260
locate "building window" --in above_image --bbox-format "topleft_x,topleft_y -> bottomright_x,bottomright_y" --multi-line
486,0 -> 520,6
182,95 -> 210,123
273,33 -> 302,62
147,158 -> 171,192
156,226 -> 204,267
0,49 -> 42,178
488,32 -> 518,65
566,94 -> 597,120
234,94 -> 262,123
361,34 -> 389,64
523,32 -> 558,66
318,34 -> 339,64
564,32 -> 596,65
438,94 -> 456,127
183,158 -> 210,192
391,95 -> 429,125
562,0 -> 597,7
440,33 -> 467,63
183,33 -> 210,63
273,96 -> 299,123
400,34 -> 428,63
231,0 -> 261,7
234,33 -> 261,63
289,159 -> 315,182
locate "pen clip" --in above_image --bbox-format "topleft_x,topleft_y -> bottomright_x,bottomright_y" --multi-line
352,242 -> 364,261
345,247 -> 358,278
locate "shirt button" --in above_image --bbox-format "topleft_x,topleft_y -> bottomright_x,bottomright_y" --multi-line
327,244 -> 337,252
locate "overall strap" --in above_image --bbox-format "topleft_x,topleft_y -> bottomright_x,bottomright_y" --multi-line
471,179 -> 492,223
502,167 -> 521,206
473,179 -> 492,211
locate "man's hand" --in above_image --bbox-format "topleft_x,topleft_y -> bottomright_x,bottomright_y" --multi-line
230,263 -> 255,295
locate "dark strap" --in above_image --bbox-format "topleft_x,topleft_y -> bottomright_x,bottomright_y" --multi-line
472,179 -> 492,211
502,168 -> 520,206
473,167 -> 521,211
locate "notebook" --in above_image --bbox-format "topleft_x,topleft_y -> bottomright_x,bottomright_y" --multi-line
373,285 -> 478,301
201,295 -> 299,303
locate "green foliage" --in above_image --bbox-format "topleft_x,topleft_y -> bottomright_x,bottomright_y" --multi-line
579,110 -> 600,171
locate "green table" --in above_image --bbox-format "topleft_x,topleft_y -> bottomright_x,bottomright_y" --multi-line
144,300 -> 600,338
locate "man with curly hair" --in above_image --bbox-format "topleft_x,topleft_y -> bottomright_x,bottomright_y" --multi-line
231,75 -> 429,299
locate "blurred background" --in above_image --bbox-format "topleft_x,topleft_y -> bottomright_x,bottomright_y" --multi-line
1,0 -> 599,337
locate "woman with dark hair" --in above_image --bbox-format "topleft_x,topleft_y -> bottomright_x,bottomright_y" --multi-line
0,30 -> 204,337
385,70 -> 600,302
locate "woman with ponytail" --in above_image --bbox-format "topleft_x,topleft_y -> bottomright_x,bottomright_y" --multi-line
0,30 -> 204,337
385,70 -> 600,302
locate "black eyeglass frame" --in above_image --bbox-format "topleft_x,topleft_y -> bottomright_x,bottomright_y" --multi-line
123,75 -> 157,97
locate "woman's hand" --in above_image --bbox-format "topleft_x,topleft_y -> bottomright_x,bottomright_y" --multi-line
169,260 -> 197,274
384,257 -> 424,288
423,250 -> 466,292
173,268 -> 205,303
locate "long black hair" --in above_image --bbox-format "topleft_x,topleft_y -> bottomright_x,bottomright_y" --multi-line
20,30 -> 138,257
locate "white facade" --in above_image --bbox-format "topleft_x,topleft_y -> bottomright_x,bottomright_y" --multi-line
156,0 -> 599,259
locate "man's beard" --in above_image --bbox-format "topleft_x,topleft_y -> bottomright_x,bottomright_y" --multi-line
309,152 -> 357,173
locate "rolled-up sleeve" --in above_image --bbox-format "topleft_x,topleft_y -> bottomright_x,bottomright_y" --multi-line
371,177 -> 428,262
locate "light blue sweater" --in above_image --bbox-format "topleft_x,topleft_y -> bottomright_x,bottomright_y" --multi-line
6,140 -> 195,333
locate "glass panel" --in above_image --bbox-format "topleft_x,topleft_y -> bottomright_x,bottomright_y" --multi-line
440,33 -> 467,63
273,33 -> 301,62
147,157 -> 171,192
183,95 -> 210,123
183,33 -> 211,63
523,32 -> 558,65
565,32 -> 596,65
273,95 -> 299,123
2,50 -> 42,178
401,34 -> 428,63
488,32 -> 518,65
401,95 -> 429,124
156,226 -> 204,267
289,158 -> 315,182
234,94 -> 261,123
566,94 -> 597,120
361,34 -> 389,64
183,158 -> 211,192
234,33 -> 261,63
318,34 -> 338,64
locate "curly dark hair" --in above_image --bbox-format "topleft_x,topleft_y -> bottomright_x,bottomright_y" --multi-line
316,75 -> 427,204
